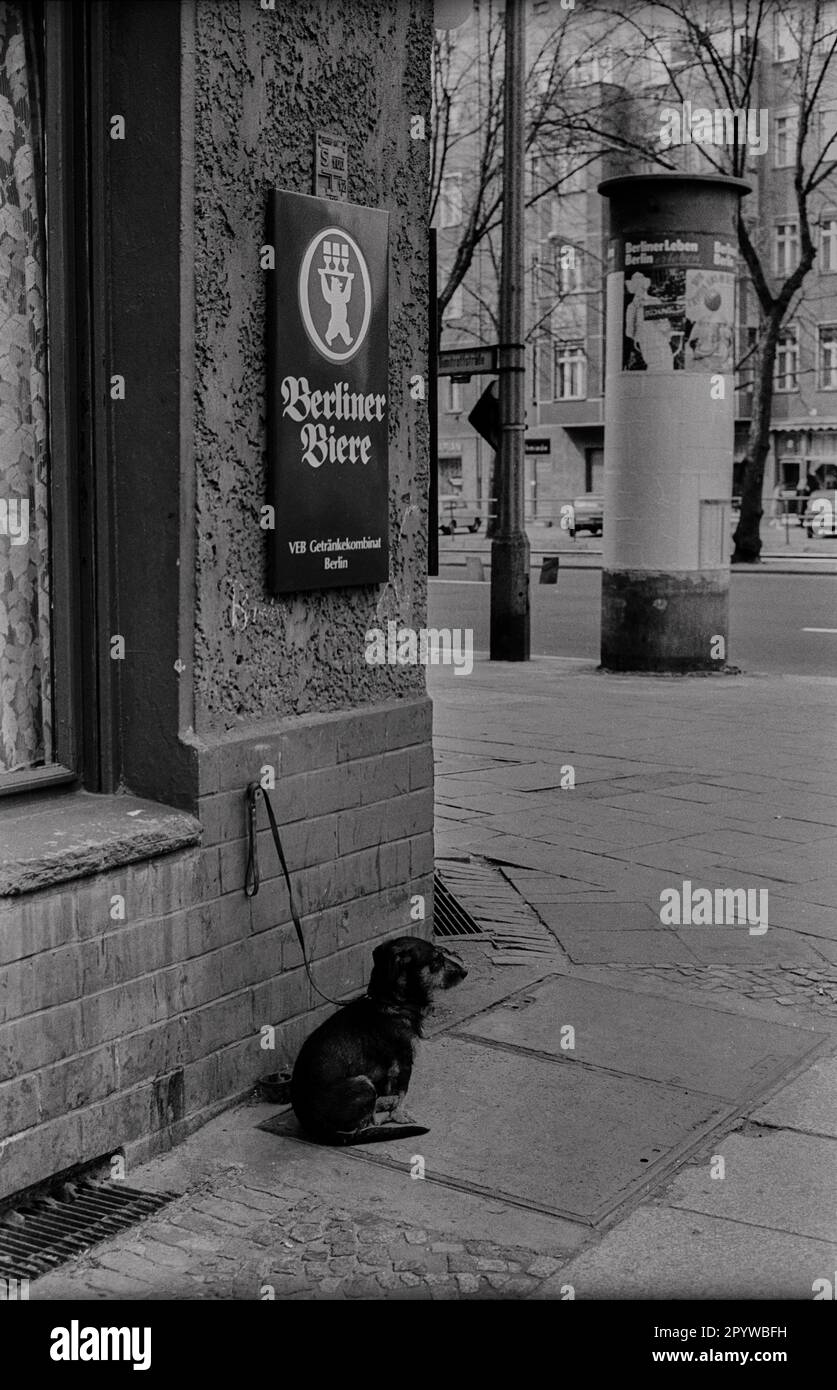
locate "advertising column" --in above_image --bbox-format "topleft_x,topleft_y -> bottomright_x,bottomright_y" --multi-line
598,174 -> 750,671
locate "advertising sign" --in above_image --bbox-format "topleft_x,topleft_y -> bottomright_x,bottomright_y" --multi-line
606,231 -> 736,374
267,191 -> 389,592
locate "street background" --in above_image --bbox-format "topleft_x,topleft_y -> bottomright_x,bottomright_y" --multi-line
29,653 -> 837,1300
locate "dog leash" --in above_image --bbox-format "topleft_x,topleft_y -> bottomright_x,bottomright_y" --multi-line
244,781 -> 343,1007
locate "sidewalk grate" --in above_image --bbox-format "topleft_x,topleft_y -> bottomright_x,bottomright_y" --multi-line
433,871 -> 486,938
0,1180 -> 175,1281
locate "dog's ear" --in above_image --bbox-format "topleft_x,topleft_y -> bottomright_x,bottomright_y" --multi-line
369,939 -> 413,1000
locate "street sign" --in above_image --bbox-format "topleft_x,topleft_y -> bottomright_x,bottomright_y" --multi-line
468,379 -> 499,452
267,190 -> 389,593
438,345 -> 498,377
525,438 -> 550,455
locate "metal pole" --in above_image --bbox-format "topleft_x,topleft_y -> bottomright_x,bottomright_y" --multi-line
490,0 -> 530,660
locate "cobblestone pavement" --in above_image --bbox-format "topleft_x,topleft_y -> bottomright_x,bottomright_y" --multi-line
609,961 -> 837,1016
32,1174 -> 566,1301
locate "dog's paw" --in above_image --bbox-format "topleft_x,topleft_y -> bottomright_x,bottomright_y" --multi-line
390,1107 -> 420,1126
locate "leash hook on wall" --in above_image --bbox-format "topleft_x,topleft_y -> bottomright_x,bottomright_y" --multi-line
244,781 -> 343,1007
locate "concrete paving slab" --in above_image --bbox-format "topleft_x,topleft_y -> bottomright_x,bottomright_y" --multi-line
534,1205 -> 837,1299
124,1097 -> 590,1257
307,1036 -> 724,1223
672,927 -> 827,967
762,897 -> 837,940
769,879 -> 837,909
456,975 -> 826,1099
664,1131 -> 837,1241
751,1055 -> 837,1136
536,901 -> 663,931
543,927 -> 699,965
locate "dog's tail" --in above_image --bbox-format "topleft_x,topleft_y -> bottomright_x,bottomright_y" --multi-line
344,1124 -> 429,1145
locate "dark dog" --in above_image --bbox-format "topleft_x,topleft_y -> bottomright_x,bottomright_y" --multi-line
290,936 -> 467,1145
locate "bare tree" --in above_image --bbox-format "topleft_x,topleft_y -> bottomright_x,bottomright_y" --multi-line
430,0 -> 609,337
431,0 -> 622,533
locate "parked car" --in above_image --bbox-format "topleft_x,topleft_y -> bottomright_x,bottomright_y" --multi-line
803,489 -> 837,538
568,493 -> 603,537
438,493 -> 482,534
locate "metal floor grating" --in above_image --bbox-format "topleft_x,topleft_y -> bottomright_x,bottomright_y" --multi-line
433,871 -> 485,938
0,1180 -> 175,1281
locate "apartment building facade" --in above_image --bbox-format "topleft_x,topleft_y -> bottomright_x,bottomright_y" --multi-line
436,0 -> 837,522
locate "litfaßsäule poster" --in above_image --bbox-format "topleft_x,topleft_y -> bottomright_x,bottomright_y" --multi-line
607,231 -> 736,374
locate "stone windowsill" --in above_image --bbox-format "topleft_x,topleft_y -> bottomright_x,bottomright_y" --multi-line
0,790 -> 202,897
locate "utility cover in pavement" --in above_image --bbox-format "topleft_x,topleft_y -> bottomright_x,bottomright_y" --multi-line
456,975 -> 827,1101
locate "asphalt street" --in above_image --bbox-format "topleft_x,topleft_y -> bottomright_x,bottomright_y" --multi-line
429,569 -> 837,677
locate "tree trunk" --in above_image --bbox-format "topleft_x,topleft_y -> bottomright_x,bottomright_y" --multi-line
731,311 -> 782,565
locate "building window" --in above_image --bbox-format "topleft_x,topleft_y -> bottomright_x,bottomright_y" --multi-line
439,173 -> 462,229
774,221 -> 799,276
821,218 -> 837,271
444,378 -> 463,413
554,341 -> 586,400
553,156 -> 586,197
819,326 -> 837,388
0,1 -> 52,778
773,113 -> 797,167
556,245 -> 582,295
775,327 -> 799,392
820,105 -> 837,157
773,13 -> 799,62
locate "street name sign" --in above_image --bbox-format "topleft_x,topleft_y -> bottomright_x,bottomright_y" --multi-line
438,345 -> 498,378
267,190 -> 389,593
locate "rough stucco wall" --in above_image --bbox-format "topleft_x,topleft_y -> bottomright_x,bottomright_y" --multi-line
192,0 -> 432,734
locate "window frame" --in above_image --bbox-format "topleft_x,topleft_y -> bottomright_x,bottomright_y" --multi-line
774,220 -> 800,276
774,325 -> 800,393
818,324 -> 837,389
773,111 -> 798,168
553,340 -> 586,401
820,216 -> 837,272
0,0 -> 110,799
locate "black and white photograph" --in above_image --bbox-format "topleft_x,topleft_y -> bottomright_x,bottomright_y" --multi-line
0,0 -> 835,1366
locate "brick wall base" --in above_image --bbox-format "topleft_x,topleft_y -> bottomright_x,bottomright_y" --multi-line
0,699 -> 434,1201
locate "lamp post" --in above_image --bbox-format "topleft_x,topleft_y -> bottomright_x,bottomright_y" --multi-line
489,0 -> 530,661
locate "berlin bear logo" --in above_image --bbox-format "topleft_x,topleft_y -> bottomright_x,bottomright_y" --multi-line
298,227 -> 372,363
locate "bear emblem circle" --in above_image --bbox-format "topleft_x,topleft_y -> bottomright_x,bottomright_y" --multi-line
298,227 -> 372,364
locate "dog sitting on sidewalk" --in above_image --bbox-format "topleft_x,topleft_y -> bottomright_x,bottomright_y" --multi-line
290,936 -> 467,1145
